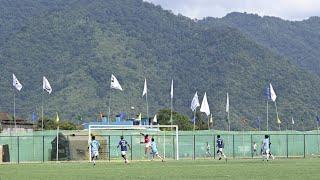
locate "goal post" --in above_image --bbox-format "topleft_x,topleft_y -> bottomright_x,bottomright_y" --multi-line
88,124 -> 179,161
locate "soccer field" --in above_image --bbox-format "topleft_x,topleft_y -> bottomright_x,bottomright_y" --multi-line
0,158 -> 319,180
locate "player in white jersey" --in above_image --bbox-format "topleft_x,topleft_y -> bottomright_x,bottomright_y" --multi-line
90,136 -> 100,166
262,135 -> 270,161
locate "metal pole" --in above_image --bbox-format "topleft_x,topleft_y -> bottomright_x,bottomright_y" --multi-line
250,134 -> 253,158
193,110 -> 196,131
303,134 -> 306,158
56,126 -> 59,161
108,89 -> 111,124
286,134 -> 289,158
193,134 -> 195,160
176,126 -> 179,160
146,91 -> 149,125
170,95 -> 173,129
130,135 -> 133,161
108,136 -> 111,161
164,130 -> 166,159
13,90 -> 17,136
41,91 -> 44,138
267,101 -> 269,131
42,135 -> 45,162
232,134 -> 235,159
213,135 -> 216,159
17,136 -> 19,164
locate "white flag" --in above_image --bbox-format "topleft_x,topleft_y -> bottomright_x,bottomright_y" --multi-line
226,92 -> 229,113
269,83 -> 277,102
210,114 -> 213,123
110,74 -> 123,91
153,114 -> 157,123
43,76 -> 52,94
190,91 -> 200,112
170,79 -> 173,99
200,92 -> 210,116
13,74 -> 23,91
142,78 -> 147,97
291,117 -> 294,125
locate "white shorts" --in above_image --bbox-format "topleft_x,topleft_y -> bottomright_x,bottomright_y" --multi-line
152,151 -> 159,155
145,142 -> 151,148
121,151 -> 127,156
92,151 -> 99,157
218,148 -> 223,153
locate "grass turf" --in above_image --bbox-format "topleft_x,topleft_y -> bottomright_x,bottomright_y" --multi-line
0,158 -> 319,180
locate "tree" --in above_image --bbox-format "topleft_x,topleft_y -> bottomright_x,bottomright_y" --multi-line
157,109 -> 193,130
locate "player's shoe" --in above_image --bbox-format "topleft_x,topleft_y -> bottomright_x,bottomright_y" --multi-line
218,157 -> 222,160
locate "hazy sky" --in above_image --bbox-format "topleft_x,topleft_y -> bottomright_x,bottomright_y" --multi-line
144,0 -> 320,20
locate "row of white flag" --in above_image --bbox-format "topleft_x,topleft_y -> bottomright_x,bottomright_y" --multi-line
191,92 -> 230,115
13,74 -> 52,94
111,74 -> 174,99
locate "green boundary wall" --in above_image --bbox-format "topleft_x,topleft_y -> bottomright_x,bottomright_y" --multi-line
0,130 -> 319,163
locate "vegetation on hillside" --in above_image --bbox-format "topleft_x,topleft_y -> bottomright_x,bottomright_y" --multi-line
1,0 -> 320,130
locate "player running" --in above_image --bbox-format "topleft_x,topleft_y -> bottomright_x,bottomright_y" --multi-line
150,138 -> 164,162
89,135 -> 100,166
117,136 -> 131,164
205,142 -> 212,158
216,135 -> 227,162
140,133 -> 151,157
262,135 -> 270,161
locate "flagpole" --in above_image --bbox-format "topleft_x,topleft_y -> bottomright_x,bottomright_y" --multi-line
267,101 -> 269,131
193,110 -> 196,132
56,124 -> 59,161
170,96 -> 173,129
227,111 -> 230,132
41,90 -> 44,137
13,88 -> 17,136
317,116 -> 319,154
108,88 -> 112,124
207,116 -> 210,130
274,101 -> 281,131
146,91 -> 149,125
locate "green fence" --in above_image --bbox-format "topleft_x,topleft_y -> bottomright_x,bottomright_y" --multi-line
0,130 -> 320,163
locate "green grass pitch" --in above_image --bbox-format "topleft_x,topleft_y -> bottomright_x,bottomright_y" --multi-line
0,158 -> 319,180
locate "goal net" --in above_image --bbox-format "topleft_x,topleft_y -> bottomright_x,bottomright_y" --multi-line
88,124 -> 179,161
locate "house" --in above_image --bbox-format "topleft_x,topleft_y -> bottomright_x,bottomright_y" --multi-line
0,112 -> 34,132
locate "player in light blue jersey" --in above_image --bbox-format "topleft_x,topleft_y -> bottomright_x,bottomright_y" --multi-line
262,135 -> 270,161
150,138 -> 164,162
90,136 -> 100,166
117,136 -> 131,164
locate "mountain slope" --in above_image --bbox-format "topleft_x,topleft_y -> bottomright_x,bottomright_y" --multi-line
1,0 -> 320,130
202,12 -> 320,77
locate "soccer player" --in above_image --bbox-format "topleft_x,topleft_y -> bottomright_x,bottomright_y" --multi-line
205,142 -> 212,158
252,142 -> 258,156
89,135 -> 100,166
216,135 -> 227,161
262,135 -> 270,161
140,133 -> 151,157
117,136 -> 131,164
150,138 -> 164,162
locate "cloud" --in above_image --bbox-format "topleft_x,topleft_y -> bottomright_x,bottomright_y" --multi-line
144,0 -> 320,20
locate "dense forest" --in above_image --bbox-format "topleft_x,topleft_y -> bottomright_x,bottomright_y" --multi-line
1,0 -> 320,130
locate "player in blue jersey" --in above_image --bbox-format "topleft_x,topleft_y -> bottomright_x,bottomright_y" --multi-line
90,136 -> 100,166
216,135 -> 227,162
117,136 -> 131,164
150,138 -> 164,162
